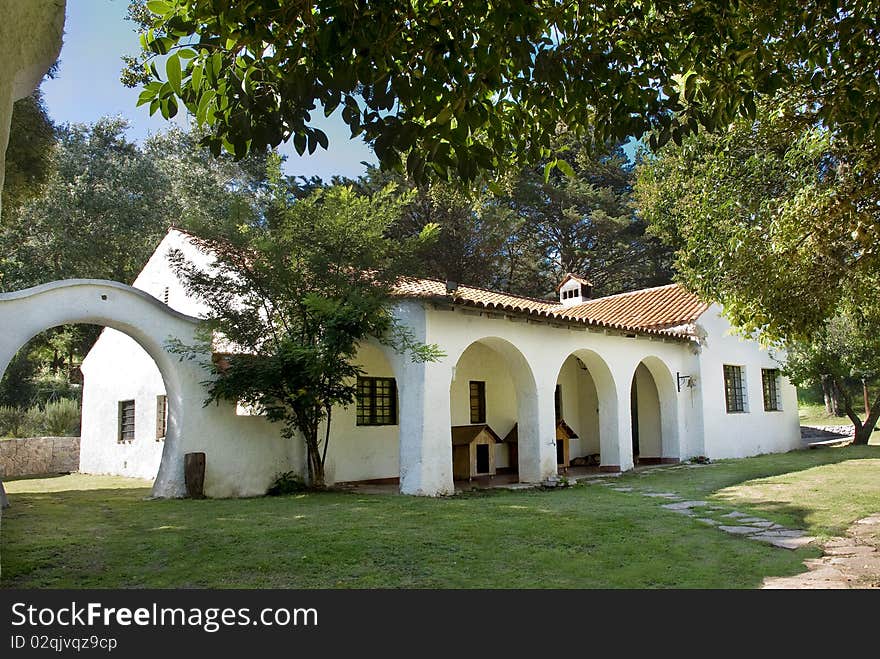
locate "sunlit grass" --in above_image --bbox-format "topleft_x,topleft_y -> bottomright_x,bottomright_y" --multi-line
4,446 -> 878,588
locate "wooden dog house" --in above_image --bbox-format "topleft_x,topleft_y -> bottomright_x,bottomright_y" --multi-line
555,419 -> 578,469
500,420 -> 578,471
451,424 -> 500,480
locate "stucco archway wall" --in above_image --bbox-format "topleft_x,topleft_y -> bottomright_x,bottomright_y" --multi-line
0,0 -> 66,219
632,356 -> 681,462
558,350 -> 620,470
451,336 -> 548,482
0,279 -> 205,498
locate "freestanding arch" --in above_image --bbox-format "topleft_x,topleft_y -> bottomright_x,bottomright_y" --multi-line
0,279 -> 207,498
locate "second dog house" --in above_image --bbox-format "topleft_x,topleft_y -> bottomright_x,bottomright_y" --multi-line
451,424 -> 500,480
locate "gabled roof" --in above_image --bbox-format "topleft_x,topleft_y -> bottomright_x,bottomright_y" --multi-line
451,424 -> 501,445
556,273 -> 593,291
393,278 -> 708,339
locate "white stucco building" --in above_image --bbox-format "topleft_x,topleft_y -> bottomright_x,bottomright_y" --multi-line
78,228 -> 801,497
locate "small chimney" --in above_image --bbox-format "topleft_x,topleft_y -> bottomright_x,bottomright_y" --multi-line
557,273 -> 592,307
445,280 -> 459,295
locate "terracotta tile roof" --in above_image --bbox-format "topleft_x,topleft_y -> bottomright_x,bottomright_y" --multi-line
556,283 -> 711,331
394,278 -> 709,339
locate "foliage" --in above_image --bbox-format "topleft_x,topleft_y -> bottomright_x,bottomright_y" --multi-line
266,471 -> 308,496
361,140 -> 672,298
636,100 -> 879,342
785,313 -> 880,444
126,1 -> 879,182
170,181 -> 441,487
0,399 -> 81,438
0,405 -> 24,438
0,118 -> 272,406
41,398 -> 83,437
1,90 -> 55,218
507,139 -> 673,296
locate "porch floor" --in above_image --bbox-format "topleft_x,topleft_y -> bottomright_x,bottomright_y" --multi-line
339,465 -> 681,495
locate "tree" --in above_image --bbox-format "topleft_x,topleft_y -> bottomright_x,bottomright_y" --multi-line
363,140 -> 672,299
636,100 -> 878,341
635,97 -> 880,440
0,118 -> 274,407
508,140 -> 673,297
786,311 -> 880,445
125,1 -> 879,181
1,90 -> 55,218
169,180 -> 441,488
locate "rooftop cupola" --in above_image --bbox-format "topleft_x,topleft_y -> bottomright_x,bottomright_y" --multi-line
556,273 -> 592,307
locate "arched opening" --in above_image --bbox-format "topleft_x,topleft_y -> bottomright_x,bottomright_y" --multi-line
554,350 -> 619,473
449,337 -> 539,484
630,357 -> 680,465
324,342 -> 400,486
0,281 -> 203,498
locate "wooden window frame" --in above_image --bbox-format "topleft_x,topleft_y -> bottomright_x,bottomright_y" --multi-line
118,399 -> 136,443
723,365 -> 747,413
469,381 -> 486,424
156,394 -> 168,440
761,369 -> 782,412
356,376 -> 397,426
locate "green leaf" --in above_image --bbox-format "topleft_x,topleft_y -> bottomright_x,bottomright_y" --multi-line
543,160 -> 556,183
166,53 -> 182,96
556,159 -> 575,178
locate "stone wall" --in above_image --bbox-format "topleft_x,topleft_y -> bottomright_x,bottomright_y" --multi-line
0,436 -> 80,478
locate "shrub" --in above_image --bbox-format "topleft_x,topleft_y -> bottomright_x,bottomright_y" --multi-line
20,405 -> 46,437
42,398 -> 81,436
0,405 -> 25,437
266,471 -> 307,496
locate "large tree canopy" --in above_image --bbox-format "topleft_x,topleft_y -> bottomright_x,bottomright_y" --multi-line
127,0 -> 879,181
635,99 -> 878,342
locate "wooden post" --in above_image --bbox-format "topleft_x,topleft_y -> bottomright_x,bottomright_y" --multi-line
184,452 -> 206,499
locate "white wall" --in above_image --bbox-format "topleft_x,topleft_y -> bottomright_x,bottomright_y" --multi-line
695,305 -> 801,459
324,342 -> 400,483
633,363 -> 662,459
451,341 -> 518,469
80,330 -> 166,479
556,355 -> 600,458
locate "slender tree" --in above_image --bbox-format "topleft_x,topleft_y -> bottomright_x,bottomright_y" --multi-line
170,178 -> 441,487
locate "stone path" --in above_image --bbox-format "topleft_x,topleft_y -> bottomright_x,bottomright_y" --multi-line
587,478 -> 816,550
762,514 -> 880,589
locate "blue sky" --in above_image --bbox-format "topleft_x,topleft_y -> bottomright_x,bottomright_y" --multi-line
40,0 -> 376,181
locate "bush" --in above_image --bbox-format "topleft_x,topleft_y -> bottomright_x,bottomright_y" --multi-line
42,398 -> 81,436
0,398 -> 81,437
266,471 -> 308,496
0,405 -> 25,437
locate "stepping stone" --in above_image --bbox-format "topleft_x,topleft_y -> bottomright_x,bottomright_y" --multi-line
643,492 -> 681,499
738,517 -> 769,524
722,511 -> 750,519
718,525 -> 769,535
696,518 -> 719,525
661,500 -> 708,511
753,529 -> 806,539
611,487 -> 634,492
751,533 -> 815,550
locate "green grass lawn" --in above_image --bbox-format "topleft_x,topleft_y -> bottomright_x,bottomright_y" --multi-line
799,402 -> 880,439
2,445 -> 878,589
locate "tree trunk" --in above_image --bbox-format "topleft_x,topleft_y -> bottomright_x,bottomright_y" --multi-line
852,393 -> 880,446
821,375 -> 834,415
